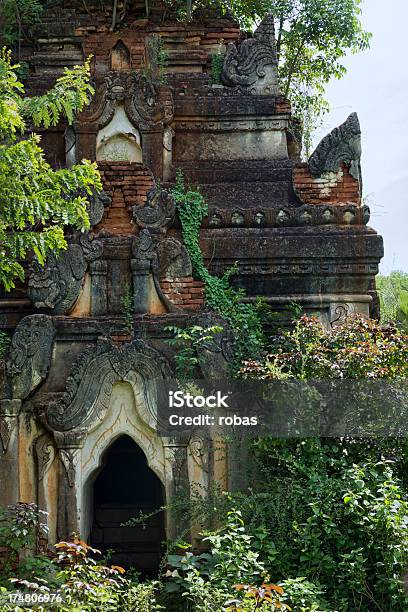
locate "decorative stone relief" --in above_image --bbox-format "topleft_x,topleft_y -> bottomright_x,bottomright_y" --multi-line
7,315 -> 55,400
131,229 -> 181,313
131,229 -> 158,273
206,203 -> 370,229
45,337 -> 171,432
308,113 -> 362,190
58,449 -> 77,487
83,70 -> 172,132
88,191 -> 111,226
132,186 -> 176,230
0,399 -> 21,453
157,238 -> 192,279
35,433 -> 56,481
28,234 -> 103,314
0,418 -> 11,452
221,14 -> 279,94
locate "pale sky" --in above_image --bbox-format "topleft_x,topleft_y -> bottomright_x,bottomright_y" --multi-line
313,0 -> 408,273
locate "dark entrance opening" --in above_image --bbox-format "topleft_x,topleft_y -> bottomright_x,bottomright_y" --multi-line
90,435 -> 165,574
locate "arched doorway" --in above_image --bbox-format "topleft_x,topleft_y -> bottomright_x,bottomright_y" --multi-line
90,435 -> 165,574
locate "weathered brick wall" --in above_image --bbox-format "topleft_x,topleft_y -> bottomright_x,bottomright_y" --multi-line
293,162 -> 361,205
96,161 -> 155,235
160,277 -> 205,310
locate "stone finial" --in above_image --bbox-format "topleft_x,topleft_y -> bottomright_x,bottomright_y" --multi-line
308,113 -> 362,188
221,13 -> 279,94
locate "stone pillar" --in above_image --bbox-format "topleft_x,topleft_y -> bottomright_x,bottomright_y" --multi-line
54,431 -> 85,540
0,399 -> 21,506
131,259 -> 150,314
89,260 -> 108,315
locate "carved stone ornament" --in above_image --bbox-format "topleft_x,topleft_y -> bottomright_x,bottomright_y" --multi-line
35,433 -> 56,481
221,13 -> 279,93
308,113 -> 362,188
7,315 -> 55,400
28,234 -> 103,314
88,190 -> 111,226
0,418 -> 11,452
82,70 -> 172,131
157,237 -> 192,279
45,337 -> 171,432
132,186 -> 176,230
131,229 -> 159,273
131,230 -> 180,312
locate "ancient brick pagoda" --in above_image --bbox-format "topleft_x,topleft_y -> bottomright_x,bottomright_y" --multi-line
0,2 -> 383,571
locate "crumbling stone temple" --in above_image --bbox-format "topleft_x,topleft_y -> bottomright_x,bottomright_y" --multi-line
0,2 -> 383,570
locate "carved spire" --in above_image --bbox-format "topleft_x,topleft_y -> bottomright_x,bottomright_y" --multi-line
221,13 -> 279,94
308,113 -> 362,190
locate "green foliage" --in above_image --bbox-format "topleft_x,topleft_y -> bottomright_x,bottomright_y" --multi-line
144,35 -> 169,85
0,49 -> 101,291
241,314 -> 408,380
172,171 -> 265,368
125,581 -> 164,611
210,50 -> 225,85
0,0 -> 43,50
245,439 -> 408,611
121,284 -> 134,335
0,504 -> 163,611
0,503 -> 48,583
227,0 -> 370,154
377,271 -> 408,330
165,508 -> 324,611
166,324 -> 223,380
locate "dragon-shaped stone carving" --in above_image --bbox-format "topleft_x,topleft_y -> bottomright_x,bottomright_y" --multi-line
308,113 -> 362,190
132,186 -> 176,230
221,13 -> 279,93
7,315 -> 56,400
28,234 -> 103,315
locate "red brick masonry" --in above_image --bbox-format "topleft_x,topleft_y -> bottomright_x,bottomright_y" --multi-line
293,162 -> 361,206
160,277 -> 205,310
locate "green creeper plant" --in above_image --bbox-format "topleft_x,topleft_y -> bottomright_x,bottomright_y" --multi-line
172,170 -> 265,369
0,50 -> 101,291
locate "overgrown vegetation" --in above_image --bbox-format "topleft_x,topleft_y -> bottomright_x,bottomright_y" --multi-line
172,170 -> 265,368
0,50 -> 101,291
377,270 -> 408,331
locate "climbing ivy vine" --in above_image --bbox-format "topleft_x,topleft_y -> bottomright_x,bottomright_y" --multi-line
172,171 -> 265,369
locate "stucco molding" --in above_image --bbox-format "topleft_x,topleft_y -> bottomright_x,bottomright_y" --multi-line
44,338 -> 171,433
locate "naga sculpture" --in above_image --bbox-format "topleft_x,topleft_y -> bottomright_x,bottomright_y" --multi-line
7,315 -> 56,400
221,13 -> 279,93
28,234 -> 103,314
308,112 -> 362,189
132,186 -> 176,230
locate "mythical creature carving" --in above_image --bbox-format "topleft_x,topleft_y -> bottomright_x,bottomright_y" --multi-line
28,234 -> 103,314
7,315 -> 55,400
84,71 -> 172,130
131,229 -> 159,273
157,237 -> 192,279
308,113 -> 362,189
221,14 -> 279,93
131,230 -> 180,312
45,337 -> 171,432
132,186 -> 176,230
88,191 -> 111,226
